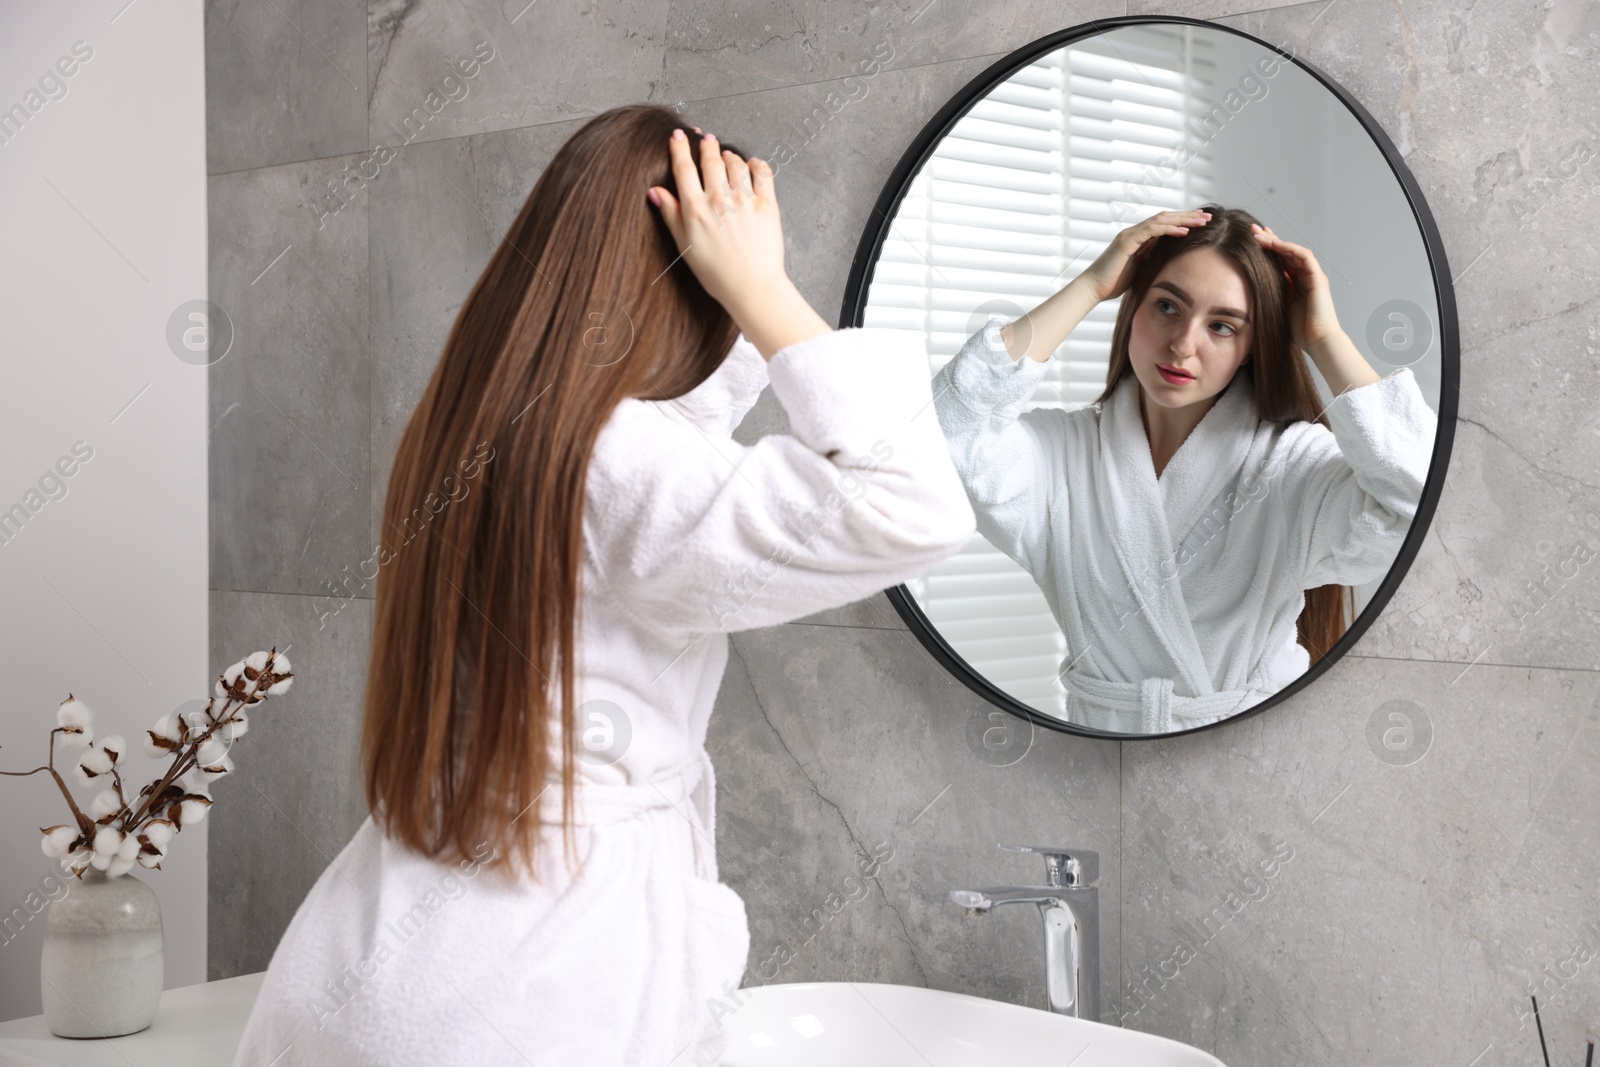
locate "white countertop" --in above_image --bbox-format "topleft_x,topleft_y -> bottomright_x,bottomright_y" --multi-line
0,972 -> 264,1066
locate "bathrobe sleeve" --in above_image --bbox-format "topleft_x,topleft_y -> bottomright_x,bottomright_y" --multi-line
1288,366 -> 1438,588
661,332 -> 770,438
929,313 -> 1056,567
584,326 -> 978,635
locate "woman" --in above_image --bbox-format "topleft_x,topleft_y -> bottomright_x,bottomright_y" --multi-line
231,106 -> 975,1065
932,204 -> 1436,734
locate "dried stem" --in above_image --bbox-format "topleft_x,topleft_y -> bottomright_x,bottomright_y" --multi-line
122,662 -> 273,830
0,729 -> 94,837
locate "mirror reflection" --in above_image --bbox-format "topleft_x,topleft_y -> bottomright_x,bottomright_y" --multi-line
863,23 -> 1444,735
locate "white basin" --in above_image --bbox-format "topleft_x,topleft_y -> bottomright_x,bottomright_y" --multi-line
722,982 -> 1226,1066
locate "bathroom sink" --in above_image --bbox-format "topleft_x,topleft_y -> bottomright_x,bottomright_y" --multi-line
721,982 -> 1226,1066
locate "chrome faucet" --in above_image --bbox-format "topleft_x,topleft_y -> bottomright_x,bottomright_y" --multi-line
949,843 -> 1100,1022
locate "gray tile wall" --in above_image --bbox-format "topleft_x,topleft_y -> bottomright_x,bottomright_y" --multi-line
205,1 -> 1600,1064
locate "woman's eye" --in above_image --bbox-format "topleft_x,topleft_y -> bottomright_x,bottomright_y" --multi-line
1211,322 -> 1235,336
1155,299 -> 1176,315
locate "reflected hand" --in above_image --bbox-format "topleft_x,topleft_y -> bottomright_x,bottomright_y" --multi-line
1078,209 -> 1212,302
1251,223 -> 1341,352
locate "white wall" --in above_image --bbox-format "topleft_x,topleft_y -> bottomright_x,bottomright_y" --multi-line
0,0 -> 207,1021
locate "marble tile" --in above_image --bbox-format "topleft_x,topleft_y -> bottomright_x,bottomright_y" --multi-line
1131,0 -> 1319,18
205,0 -> 368,173
1360,311 -> 1600,670
207,589 -> 373,980
209,156 -> 369,601
662,0 -> 1126,104
710,622 -> 1124,1015
1121,655 -> 1600,1066
790,592 -> 912,630
366,0 -> 670,151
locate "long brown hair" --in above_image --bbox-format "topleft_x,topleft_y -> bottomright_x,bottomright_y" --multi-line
1094,203 -> 1354,662
362,105 -> 748,881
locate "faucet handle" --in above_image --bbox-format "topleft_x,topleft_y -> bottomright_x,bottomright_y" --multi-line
998,844 -> 1099,887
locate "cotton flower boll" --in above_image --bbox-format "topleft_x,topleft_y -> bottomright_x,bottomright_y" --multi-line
92,826 -> 123,857
61,845 -> 92,873
56,695 -> 94,746
222,659 -> 247,688
267,675 -> 294,696
184,707 -> 213,733
195,737 -> 228,766
40,825 -> 79,858
116,833 -> 141,861
87,788 -> 124,819
273,652 -> 291,675
193,753 -> 234,785
89,850 -> 112,871
106,854 -> 137,878
145,714 -> 183,756
214,677 -> 227,698
176,794 -> 212,828
220,713 -> 249,740
99,734 -> 126,762
75,745 -> 114,784
56,695 -> 93,731
136,848 -> 163,869
140,819 -> 175,849
245,650 -> 270,674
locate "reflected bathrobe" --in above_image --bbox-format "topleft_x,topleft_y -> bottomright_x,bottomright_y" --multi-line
229,327 -> 976,1067
932,313 -> 1437,734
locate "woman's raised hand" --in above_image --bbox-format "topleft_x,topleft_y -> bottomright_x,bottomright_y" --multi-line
647,127 -> 831,358
1251,222 -> 1341,353
647,129 -> 786,319
1078,208 -> 1212,302
1253,222 -> 1379,392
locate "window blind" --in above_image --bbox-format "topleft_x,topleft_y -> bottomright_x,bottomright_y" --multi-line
872,25 -> 1219,718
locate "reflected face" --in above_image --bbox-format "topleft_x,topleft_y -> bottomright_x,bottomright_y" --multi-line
1128,248 -> 1255,413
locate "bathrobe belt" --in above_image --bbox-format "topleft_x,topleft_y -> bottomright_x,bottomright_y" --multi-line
538,748 -> 719,879
1061,665 -> 1274,734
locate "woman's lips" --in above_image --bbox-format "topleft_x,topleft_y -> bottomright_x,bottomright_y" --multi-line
1156,364 -> 1194,384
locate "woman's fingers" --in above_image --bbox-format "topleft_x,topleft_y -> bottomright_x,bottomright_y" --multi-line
1154,208 -> 1212,228
722,148 -> 753,200
1253,223 -> 1319,273
747,154 -> 774,202
700,132 -> 732,204
653,127 -> 767,229
1252,222 -> 1299,255
648,175 -> 682,243
666,127 -> 704,214
1130,208 -> 1210,245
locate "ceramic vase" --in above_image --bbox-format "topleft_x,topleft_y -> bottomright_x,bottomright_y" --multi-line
40,867 -> 163,1038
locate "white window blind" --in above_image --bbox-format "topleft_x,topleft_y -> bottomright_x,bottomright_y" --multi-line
867,26 -> 1219,718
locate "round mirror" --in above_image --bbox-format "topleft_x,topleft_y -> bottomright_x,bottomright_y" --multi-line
845,16 -> 1457,739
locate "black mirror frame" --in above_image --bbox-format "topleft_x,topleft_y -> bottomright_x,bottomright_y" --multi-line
841,14 -> 1460,741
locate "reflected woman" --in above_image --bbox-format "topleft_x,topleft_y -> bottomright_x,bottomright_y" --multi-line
932,204 -> 1437,734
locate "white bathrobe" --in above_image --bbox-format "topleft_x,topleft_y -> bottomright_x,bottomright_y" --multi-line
230,327 -> 976,1066
932,312 -> 1437,734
